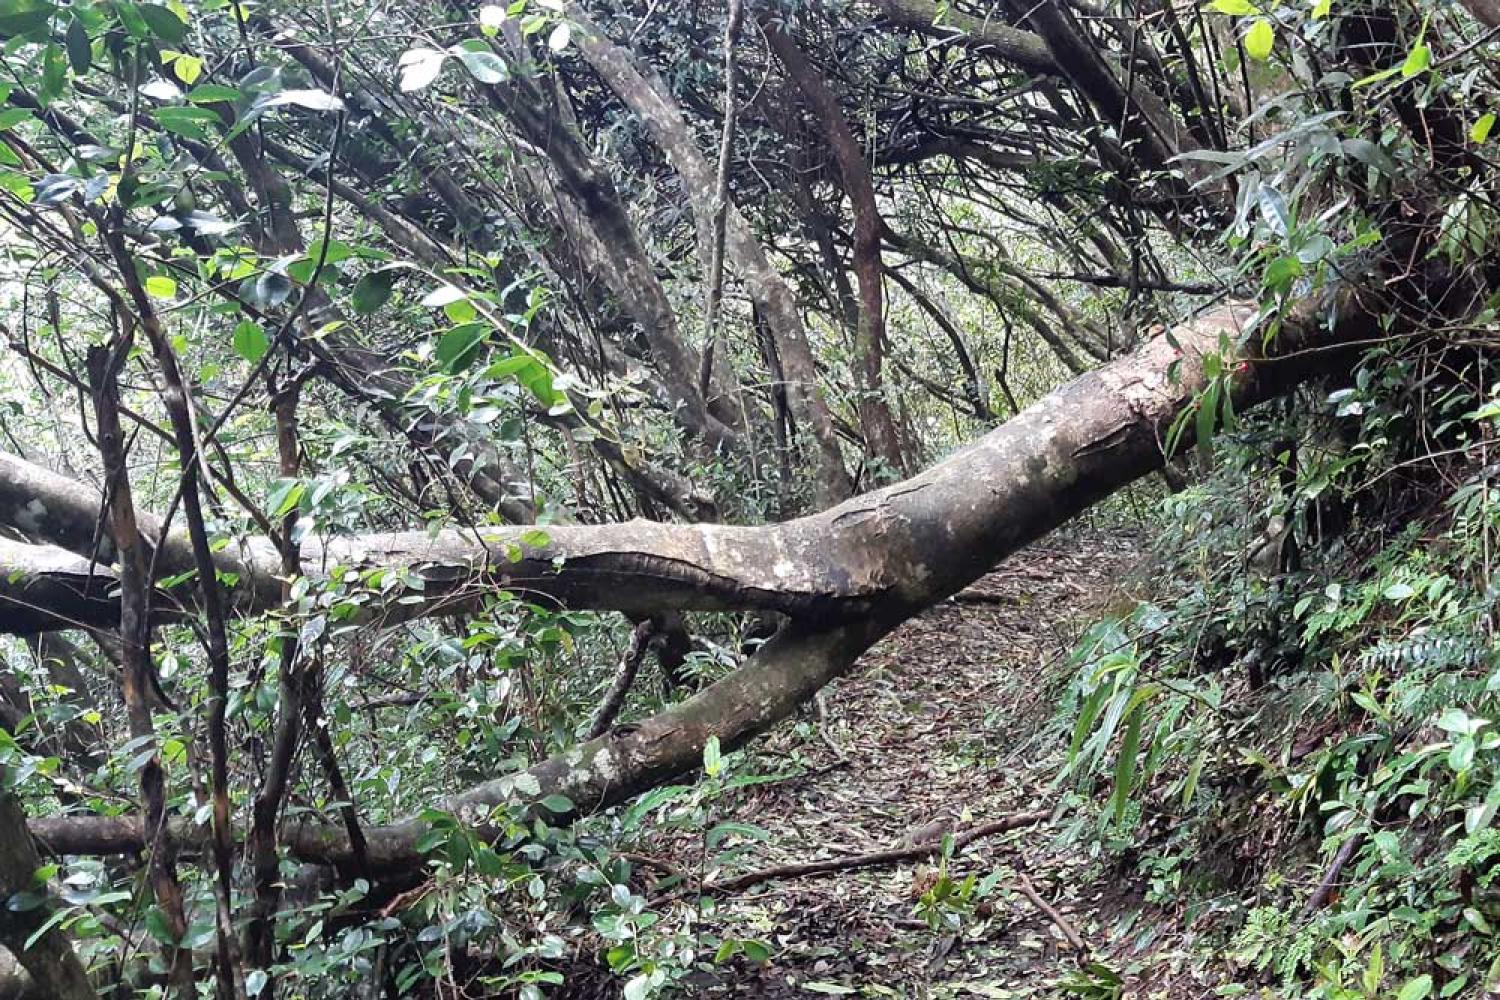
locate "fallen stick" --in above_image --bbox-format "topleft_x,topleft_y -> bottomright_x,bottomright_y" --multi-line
651,810 -> 1049,903
1302,832 -> 1364,917
1016,873 -> 1088,953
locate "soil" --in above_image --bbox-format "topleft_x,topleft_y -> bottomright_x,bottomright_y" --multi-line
613,527 -> 1198,999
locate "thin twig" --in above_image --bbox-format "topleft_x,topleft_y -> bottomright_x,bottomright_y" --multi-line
653,810 -> 1049,903
586,618 -> 658,739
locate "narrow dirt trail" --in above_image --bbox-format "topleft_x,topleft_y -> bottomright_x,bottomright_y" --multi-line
653,528 -> 1148,997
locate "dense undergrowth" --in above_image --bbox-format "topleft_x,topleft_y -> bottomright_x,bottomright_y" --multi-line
1056,340 -> 1500,997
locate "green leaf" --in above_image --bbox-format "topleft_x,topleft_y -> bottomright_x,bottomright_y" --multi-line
1196,379 -> 1220,462
1473,112 -> 1496,144
703,735 -> 722,778
1244,18 -> 1274,60
1339,138 -> 1398,179
1450,736 -> 1477,772
434,322 -> 488,373
538,794 -> 572,814
802,984 -> 858,995
153,105 -> 220,138
421,283 -> 466,308
1181,748 -> 1206,807
65,16 -> 90,73
142,906 -> 177,945
1296,233 -> 1335,264
351,268 -> 397,314
145,274 -> 177,299
398,47 -> 446,92
265,478 -> 305,519
245,970 -> 268,996
1401,42 -> 1430,79
1362,941 -> 1383,994
242,271 -> 293,309
480,6 -> 506,32
263,88 -> 345,112
171,53 -> 202,84
137,3 -> 187,43
1352,63 -> 1402,90
186,84 -> 241,103
23,905 -> 75,950
40,41 -> 65,100
0,0 -> 56,37
1463,906 -> 1492,934
1396,976 -> 1433,1000
232,320 -> 269,363
1263,254 -> 1304,291
5,891 -> 45,912
456,47 -> 508,84
1111,705 -> 1144,823
0,108 -> 32,131
1209,0 -> 1258,13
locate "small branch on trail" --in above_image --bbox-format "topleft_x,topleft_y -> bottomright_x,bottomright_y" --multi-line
653,810 -> 1049,903
620,851 -> 694,882
1302,832 -> 1364,917
586,618 -> 658,740
1016,873 -> 1088,954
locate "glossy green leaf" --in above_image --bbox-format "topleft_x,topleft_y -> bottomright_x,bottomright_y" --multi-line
1244,18 -> 1274,61
351,268 -> 398,314
434,322 -> 488,373
64,16 -> 90,73
232,320 -> 268,363
0,0 -> 56,36
137,3 -> 186,43
1401,42 -> 1430,78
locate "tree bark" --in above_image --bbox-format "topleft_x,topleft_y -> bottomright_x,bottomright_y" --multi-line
85,344 -> 194,995
0,791 -> 94,1000
480,71 -> 744,451
868,0 -> 1058,74
571,9 -> 854,504
762,14 -> 909,477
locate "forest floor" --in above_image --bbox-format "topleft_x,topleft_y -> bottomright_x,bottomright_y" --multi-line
625,525 -> 1213,998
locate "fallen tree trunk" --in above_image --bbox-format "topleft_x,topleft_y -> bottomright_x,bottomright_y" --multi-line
22,282 -> 1381,867
0,287 -> 1370,635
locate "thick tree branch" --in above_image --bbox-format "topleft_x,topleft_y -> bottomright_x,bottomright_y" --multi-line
25,281 -> 1383,869
867,0 -> 1058,74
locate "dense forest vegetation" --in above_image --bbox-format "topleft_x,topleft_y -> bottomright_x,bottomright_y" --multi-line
0,0 -> 1497,994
